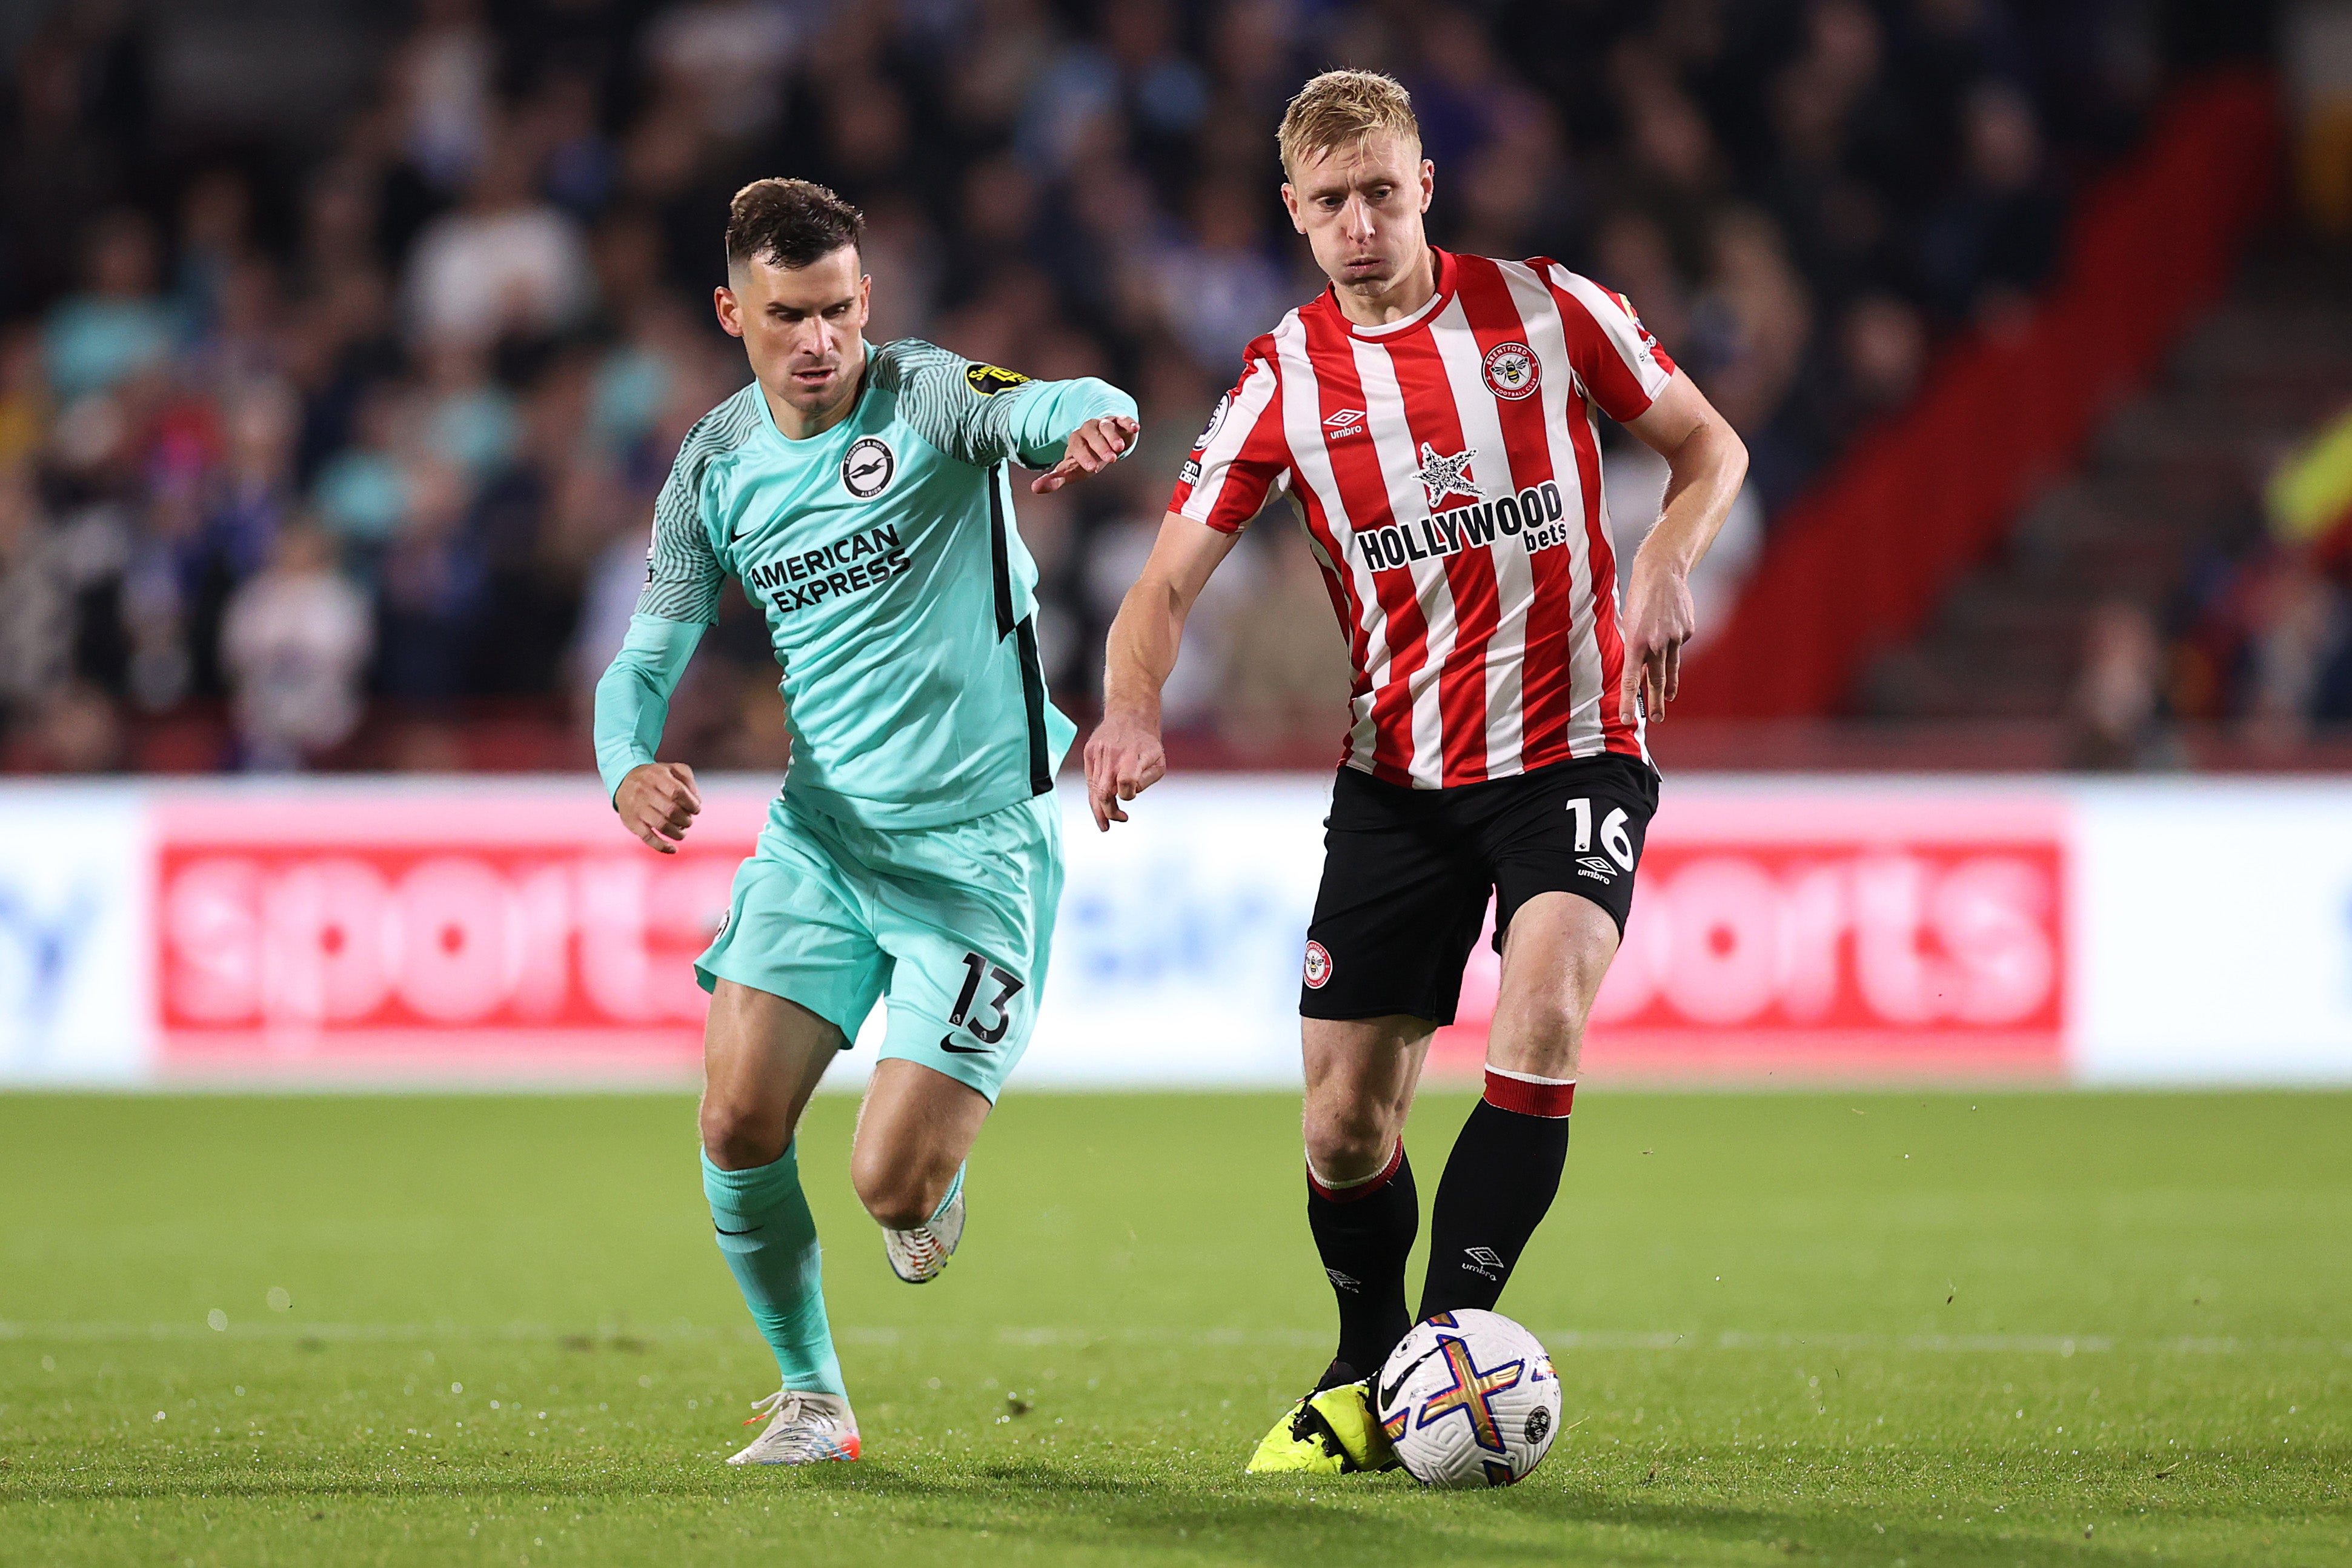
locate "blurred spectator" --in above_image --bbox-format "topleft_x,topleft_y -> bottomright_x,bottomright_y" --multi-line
1921,81 -> 2067,327
2066,599 -> 2181,770
220,523 -> 373,769
403,139 -> 594,350
43,210 -> 174,402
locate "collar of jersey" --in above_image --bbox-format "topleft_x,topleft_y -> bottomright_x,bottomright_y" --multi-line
752,342 -> 874,448
1331,248 -> 1455,341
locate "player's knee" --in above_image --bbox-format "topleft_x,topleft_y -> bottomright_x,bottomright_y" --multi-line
849,1145 -> 940,1230
699,1096 -> 788,1171
1302,1094 -> 1401,1182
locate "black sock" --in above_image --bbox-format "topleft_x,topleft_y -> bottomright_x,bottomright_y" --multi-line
1304,1141 -> 1417,1386
1418,1072 -> 1574,1318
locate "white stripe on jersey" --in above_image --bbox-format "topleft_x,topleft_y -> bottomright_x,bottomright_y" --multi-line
1500,258 -> 1612,759
1427,293 -> 1533,778
1350,332 -> 1460,788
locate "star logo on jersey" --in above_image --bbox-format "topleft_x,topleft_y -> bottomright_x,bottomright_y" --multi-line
1414,443 -> 1484,507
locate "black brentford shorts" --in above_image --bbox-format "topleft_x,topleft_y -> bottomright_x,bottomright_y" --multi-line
1299,752 -> 1659,1025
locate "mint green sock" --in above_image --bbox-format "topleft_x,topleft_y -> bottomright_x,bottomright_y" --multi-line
701,1144 -> 846,1398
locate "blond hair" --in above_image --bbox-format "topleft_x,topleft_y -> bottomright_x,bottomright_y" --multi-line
1276,70 -> 1420,178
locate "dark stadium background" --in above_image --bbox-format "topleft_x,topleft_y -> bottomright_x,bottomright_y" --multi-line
0,0 -> 2319,780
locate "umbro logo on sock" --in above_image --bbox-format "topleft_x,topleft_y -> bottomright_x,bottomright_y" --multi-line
1463,1246 -> 1505,1280
1324,1268 -> 1361,1293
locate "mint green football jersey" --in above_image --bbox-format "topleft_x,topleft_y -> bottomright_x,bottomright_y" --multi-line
622,341 -> 1134,829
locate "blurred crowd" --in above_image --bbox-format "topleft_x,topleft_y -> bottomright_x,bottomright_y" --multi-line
0,0 -> 2170,772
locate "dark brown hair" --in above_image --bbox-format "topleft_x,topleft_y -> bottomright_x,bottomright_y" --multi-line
725,178 -> 864,270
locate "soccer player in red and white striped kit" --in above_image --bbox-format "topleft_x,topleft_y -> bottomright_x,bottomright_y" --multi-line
1088,69 -> 1749,1472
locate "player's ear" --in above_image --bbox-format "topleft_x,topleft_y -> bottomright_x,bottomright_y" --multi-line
713,285 -> 745,340
1280,181 -> 1306,234
1418,158 -> 1435,214
855,270 -> 871,327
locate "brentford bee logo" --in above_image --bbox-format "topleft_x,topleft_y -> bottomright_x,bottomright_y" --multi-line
1303,940 -> 1333,989
1482,341 -> 1540,401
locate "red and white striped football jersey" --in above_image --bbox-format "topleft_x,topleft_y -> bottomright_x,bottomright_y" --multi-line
1169,248 -> 1678,788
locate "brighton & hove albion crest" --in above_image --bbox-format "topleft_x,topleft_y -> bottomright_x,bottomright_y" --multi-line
1483,341 -> 1540,400
842,436 -> 895,499
1303,940 -> 1332,989
1414,442 -> 1484,507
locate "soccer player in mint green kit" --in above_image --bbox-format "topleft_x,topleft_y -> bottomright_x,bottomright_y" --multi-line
593,179 -> 1138,1466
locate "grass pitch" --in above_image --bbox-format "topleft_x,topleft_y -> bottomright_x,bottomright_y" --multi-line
1,1089 -> 2346,1567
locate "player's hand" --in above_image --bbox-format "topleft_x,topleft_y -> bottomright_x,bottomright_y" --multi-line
1032,416 -> 1138,494
1083,705 -> 1166,831
616,761 -> 702,854
1619,553 -> 1697,726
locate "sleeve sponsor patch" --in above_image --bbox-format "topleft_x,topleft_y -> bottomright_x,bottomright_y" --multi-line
964,363 -> 1032,397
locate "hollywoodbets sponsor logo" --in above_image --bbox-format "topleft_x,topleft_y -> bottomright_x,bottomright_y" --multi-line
1355,480 -> 1570,571
745,522 -> 912,613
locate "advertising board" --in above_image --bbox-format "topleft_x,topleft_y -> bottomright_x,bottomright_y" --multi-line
1,774 -> 2345,1086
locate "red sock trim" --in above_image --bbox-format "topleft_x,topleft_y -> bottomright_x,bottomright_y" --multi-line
1483,1069 -> 1575,1118
1306,1138 -> 1404,1203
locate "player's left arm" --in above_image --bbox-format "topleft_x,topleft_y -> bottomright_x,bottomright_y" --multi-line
1619,373 -> 1749,726
884,343 -> 1139,493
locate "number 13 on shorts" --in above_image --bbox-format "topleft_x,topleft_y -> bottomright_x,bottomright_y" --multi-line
948,951 -> 1025,1046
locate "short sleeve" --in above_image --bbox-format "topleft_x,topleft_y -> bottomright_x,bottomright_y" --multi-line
1541,262 -> 1679,425
633,419 -> 726,625
1168,348 -> 1290,533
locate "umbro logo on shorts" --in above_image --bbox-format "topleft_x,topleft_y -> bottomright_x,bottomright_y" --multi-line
1575,855 -> 1617,882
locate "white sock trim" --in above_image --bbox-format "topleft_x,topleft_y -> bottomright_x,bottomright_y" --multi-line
1304,1152 -> 1392,1192
1486,1065 -> 1576,1086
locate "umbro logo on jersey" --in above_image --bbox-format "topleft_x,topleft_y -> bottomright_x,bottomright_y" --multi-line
1414,443 -> 1484,507
1575,855 -> 1618,882
842,435 -> 895,499
1323,408 -> 1368,438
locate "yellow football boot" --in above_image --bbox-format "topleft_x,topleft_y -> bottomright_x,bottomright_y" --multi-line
1244,1381 -> 1398,1474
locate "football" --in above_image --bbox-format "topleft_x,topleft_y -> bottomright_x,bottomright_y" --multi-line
1374,1310 -> 1563,1488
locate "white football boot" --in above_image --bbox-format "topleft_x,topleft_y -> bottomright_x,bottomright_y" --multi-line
882,1168 -> 965,1284
726,1388 -> 860,1465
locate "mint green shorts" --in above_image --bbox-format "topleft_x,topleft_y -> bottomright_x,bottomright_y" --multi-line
695,790 -> 1062,1103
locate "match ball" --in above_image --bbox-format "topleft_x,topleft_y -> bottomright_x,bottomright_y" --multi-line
1375,1310 -> 1561,1488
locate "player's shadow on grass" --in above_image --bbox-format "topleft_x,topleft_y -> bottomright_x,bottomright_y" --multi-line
781,1461 -> 2142,1566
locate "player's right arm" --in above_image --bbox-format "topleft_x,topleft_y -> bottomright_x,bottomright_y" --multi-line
1086,513 -> 1244,830
593,414 -> 730,853
1086,346 -> 1289,831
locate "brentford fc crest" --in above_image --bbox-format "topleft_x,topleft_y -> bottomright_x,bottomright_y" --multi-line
1303,940 -> 1332,989
1483,341 -> 1540,400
